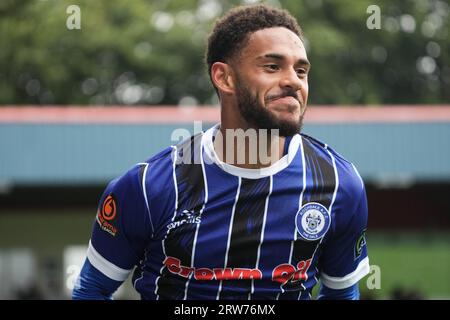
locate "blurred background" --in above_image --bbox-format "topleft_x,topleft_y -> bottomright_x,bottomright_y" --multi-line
0,0 -> 449,299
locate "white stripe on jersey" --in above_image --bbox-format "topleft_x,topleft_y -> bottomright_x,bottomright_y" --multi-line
351,163 -> 365,191
326,147 -> 340,214
320,256 -> 370,290
155,145 -> 179,300
138,163 -> 155,237
87,241 -> 132,281
216,176 -> 242,300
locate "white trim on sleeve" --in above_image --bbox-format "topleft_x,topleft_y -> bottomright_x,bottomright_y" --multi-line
320,257 -> 370,290
87,240 -> 132,282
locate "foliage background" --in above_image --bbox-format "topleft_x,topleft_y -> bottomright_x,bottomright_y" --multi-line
0,0 -> 449,106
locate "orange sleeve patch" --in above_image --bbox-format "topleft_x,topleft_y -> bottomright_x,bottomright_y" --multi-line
101,194 -> 117,221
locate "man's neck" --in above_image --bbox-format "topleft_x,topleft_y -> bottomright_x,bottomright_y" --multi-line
213,124 -> 286,169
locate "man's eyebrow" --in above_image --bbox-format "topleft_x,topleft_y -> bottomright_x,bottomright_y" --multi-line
257,53 -> 311,67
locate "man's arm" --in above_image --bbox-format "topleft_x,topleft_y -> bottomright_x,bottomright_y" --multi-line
72,164 -> 152,299
72,258 -> 122,300
316,165 -> 369,299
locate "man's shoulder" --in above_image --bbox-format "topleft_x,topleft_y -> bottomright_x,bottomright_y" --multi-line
142,145 -> 175,166
141,131 -> 205,166
106,145 -> 174,192
113,130 -> 205,192
300,133 -> 351,165
300,133 -> 365,194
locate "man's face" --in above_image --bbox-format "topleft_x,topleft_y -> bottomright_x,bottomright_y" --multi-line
231,27 -> 310,136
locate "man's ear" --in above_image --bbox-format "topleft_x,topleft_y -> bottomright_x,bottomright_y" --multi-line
210,62 -> 235,95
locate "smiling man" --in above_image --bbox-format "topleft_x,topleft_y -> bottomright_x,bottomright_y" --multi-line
73,4 -> 369,300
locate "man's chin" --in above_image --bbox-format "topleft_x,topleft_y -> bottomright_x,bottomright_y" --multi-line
277,122 -> 302,136
270,113 -> 303,136
272,112 -> 298,125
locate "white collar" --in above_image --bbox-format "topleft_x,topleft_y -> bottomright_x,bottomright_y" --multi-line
202,123 -> 301,179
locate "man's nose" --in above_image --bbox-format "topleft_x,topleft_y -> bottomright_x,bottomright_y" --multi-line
279,69 -> 302,92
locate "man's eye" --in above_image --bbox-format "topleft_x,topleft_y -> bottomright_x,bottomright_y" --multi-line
265,64 -> 279,71
296,69 -> 308,77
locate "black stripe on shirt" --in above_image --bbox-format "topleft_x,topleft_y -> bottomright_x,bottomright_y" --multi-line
219,177 -> 270,300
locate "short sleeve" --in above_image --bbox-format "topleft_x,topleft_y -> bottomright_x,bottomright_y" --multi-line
318,184 -> 369,290
87,164 -> 151,282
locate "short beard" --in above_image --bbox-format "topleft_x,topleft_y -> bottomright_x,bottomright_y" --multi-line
235,79 -> 304,137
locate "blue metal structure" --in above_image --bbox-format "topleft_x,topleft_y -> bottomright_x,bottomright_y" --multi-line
1,121 -> 449,185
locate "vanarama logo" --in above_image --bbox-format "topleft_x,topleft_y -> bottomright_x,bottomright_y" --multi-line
97,194 -> 118,236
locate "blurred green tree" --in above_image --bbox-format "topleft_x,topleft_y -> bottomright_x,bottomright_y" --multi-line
0,0 -> 448,105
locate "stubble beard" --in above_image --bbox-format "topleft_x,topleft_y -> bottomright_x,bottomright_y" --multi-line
235,78 -> 304,137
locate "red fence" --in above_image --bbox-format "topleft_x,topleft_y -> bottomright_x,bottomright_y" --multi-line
0,105 -> 450,124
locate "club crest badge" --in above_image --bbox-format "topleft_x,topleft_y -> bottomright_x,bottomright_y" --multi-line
295,202 -> 331,241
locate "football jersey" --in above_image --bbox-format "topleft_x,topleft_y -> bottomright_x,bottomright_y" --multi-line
87,124 -> 369,300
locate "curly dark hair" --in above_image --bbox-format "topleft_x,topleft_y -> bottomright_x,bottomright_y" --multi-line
206,4 -> 303,92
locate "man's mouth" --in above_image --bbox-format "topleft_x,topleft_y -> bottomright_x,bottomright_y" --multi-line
273,96 -> 299,104
268,96 -> 300,111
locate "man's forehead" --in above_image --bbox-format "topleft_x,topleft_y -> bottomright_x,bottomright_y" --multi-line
242,27 -> 307,59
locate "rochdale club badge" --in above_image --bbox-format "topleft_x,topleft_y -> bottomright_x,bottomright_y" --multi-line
295,202 -> 331,241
